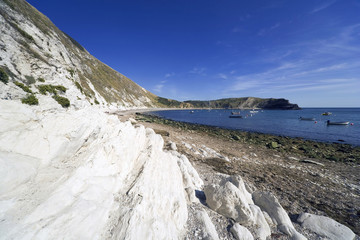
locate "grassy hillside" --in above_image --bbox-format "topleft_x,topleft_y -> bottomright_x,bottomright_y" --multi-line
1,0 -> 158,107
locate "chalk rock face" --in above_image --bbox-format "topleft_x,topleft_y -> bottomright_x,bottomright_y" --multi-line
229,175 -> 254,205
204,181 -> 254,225
169,141 -> 177,151
252,191 -> 306,240
249,204 -> 271,240
195,210 -> 220,240
231,223 -> 254,240
0,100 -> 202,239
297,213 -> 355,240
174,152 -> 204,203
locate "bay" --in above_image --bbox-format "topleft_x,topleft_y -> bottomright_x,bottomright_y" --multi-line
150,108 -> 360,146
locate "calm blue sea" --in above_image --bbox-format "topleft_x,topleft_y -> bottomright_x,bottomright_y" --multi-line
150,108 -> 360,146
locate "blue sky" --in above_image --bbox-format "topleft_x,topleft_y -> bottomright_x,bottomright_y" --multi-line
27,0 -> 360,107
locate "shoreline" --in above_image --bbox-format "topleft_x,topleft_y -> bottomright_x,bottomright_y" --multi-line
121,111 -> 360,235
135,112 -> 360,164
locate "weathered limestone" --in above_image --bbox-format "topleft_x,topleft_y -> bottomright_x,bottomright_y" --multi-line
175,153 -> 204,203
204,181 -> 254,224
0,100 -> 202,239
229,175 -> 254,205
249,204 -> 271,240
252,191 -> 306,240
195,210 -> 220,240
297,213 -> 355,240
231,223 -> 254,240
169,141 -> 177,151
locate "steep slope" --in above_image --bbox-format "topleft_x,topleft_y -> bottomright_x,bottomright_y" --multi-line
0,0 -> 158,108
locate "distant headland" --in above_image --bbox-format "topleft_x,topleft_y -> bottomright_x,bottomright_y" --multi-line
156,96 -> 301,110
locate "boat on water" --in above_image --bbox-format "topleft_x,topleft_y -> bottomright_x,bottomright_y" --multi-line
231,111 -> 241,115
322,112 -> 332,115
250,110 -> 258,114
299,117 -> 315,121
229,115 -> 243,118
326,120 -> 349,125
189,110 -> 194,114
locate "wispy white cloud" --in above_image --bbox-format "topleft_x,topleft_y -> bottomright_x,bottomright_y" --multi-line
310,0 -> 337,14
224,50 -> 360,96
153,80 -> 167,93
291,62 -> 360,77
230,79 -> 263,91
260,78 -> 358,93
271,81 -> 358,93
153,84 -> 164,93
217,73 -> 228,80
189,67 -> 206,75
165,72 -> 175,78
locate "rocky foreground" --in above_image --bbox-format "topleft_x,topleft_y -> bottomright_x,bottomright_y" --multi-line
0,101 -> 357,240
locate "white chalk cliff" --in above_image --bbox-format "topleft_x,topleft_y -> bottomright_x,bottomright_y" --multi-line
0,1 -> 357,239
0,100 -> 198,239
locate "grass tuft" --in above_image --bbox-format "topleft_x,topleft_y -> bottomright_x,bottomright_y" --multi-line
53,95 -> 70,108
15,81 -> 32,93
37,84 -> 66,95
75,82 -> 83,93
21,94 -> 38,105
0,67 -> 9,84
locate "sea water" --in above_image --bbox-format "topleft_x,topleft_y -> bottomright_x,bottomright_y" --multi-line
150,108 -> 360,146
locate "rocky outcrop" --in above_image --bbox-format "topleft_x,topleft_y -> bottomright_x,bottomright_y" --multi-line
204,182 -> 255,225
204,177 -> 273,240
203,177 -> 311,240
252,191 -> 306,240
195,210 -> 220,240
297,213 -> 355,240
0,100 -> 200,239
257,98 -> 300,110
231,223 -> 254,240
184,97 -> 300,110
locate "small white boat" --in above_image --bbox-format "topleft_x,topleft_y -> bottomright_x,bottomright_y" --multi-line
250,110 -> 258,114
189,110 -> 194,114
231,111 -> 241,115
327,120 -> 349,125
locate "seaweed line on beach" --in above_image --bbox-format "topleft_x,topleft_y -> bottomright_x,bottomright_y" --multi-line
136,113 -> 360,165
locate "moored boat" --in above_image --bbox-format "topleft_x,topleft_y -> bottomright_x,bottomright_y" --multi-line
322,112 -> 332,115
231,111 -> 241,115
326,120 -> 349,125
299,117 -> 315,121
229,115 -> 243,118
